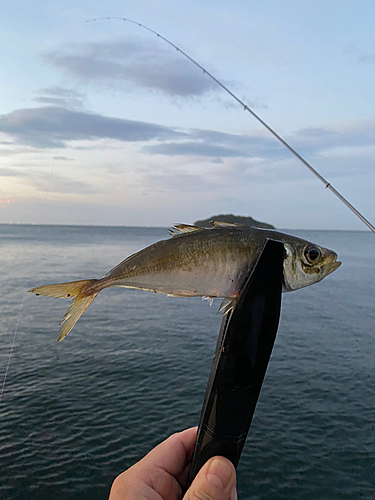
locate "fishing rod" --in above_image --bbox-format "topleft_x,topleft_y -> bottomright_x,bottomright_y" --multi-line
87,16 -> 375,234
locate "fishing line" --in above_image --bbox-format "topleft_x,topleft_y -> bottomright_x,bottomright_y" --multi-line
0,291 -> 28,403
87,16 -> 375,233
0,157 -> 57,403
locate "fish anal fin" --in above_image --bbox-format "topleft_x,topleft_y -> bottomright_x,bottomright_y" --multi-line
168,224 -> 204,237
217,297 -> 237,315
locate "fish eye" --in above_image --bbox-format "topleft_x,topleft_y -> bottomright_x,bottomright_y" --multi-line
304,245 -> 321,264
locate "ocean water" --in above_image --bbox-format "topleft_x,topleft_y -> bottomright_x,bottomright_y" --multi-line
0,224 -> 374,500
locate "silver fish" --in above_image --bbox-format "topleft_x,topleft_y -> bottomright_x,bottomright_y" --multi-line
29,222 -> 341,342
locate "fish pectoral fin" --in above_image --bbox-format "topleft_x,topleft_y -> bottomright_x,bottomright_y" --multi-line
210,221 -> 245,228
168,224 -> 204,237
202,296 -> 214,306
217,297 -> 237,315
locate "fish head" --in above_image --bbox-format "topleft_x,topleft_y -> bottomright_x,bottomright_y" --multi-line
282,238 -> 341,291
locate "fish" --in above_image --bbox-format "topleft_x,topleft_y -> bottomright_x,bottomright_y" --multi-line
29,222 -> 341,342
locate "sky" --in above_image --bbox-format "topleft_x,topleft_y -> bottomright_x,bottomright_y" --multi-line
1,0 -> 374,230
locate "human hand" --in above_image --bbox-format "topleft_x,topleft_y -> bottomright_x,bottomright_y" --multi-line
108,427 -> 237,500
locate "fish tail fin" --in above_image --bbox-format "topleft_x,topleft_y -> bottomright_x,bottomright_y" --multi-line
57,292 -> 98,342
29,279 -> 99,341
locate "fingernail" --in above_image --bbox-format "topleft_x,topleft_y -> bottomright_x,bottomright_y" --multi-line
231,485 -> 238,500
206,458 -> 233,490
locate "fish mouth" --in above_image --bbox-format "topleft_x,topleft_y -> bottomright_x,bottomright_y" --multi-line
327,259 -> 342,276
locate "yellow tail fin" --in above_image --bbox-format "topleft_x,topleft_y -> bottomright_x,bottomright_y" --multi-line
29,279 -> 99,342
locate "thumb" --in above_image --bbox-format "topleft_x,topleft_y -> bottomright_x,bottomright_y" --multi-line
184,456 -> 237,500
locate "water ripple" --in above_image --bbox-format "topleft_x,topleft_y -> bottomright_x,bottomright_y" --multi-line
1,226 -> 375,499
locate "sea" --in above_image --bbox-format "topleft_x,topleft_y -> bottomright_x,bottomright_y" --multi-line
1,224 -> 374,500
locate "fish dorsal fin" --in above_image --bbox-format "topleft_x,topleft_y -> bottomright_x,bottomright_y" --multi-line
168,224 -> 204,237
210,221 -> 245,228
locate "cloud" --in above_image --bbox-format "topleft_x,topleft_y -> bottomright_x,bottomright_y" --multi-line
52,155 -> 75,161
0,167 -> 24,177
1,101 -> 375,180
144,129 -> 287,159
145,141 -> 248,158
0,164 -> 95,194
296,127 -> 336,138
43,39 -> 217,98
357,54 -> 375,64
30,173 -> 96,194
33,87 -> 86,109
294,121 -> 375,152
0,106 -> 183,148
145,170 -> 212,192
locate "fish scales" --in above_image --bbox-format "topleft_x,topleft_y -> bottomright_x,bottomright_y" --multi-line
104,228 -> 261,297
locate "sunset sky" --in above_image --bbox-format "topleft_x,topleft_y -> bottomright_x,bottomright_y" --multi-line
1,0 -> 374,229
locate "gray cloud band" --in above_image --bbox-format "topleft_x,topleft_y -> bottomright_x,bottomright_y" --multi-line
0,106 -> 183,148
42,39 -> 217,97
1,104 -> 375,163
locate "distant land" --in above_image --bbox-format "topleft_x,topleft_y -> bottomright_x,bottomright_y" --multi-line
194,214 -> 275,229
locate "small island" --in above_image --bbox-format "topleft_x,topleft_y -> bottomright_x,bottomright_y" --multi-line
194,214 -> 275,230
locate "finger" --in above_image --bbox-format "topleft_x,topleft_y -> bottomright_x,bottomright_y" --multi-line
142,427 -> 198,478
184,456 -> 237,500
109,428 -> 198,500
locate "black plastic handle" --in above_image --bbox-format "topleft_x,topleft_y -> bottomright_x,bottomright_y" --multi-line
187,239 -> 284,487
